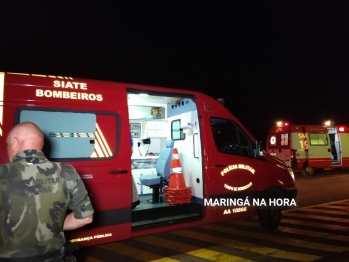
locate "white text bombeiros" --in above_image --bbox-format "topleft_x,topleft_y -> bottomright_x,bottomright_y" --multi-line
204,197 -> 297,207
35,80 -> 103,102
36,89 -> 103,101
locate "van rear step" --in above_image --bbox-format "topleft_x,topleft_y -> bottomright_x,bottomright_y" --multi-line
132,213 -> 203,231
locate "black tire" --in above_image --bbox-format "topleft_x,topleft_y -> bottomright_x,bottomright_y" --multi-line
301,164 -> 316,177
257,189 -> 282,230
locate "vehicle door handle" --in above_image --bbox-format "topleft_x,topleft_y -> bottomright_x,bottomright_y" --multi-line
328,148 -> 331,152
215,164 -> 228,168
109,170 -> 128,174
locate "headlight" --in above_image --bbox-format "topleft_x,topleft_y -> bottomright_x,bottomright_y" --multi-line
288,168 -> 295,182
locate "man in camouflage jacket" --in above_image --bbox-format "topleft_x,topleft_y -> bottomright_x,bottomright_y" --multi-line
0,122 -> 94,261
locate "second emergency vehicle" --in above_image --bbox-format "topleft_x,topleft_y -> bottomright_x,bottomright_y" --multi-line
267,121 -> 349,176
0,72 -> 297,258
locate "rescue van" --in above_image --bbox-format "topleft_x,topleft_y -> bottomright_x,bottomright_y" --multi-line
267,121 -> 349,176
0,72 -> 297,256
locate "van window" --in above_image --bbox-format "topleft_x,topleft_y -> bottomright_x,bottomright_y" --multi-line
210,118 -> 254,158
19,109 -> 118,159
308,133 -> 328,146
171,119 -> 185,140
237,126 -> 254,157
281,133 -> 289,146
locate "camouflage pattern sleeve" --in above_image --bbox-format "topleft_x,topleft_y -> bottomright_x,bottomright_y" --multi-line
61,164 -> 94,219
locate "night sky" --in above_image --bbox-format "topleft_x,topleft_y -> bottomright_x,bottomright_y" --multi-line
1,2 -> 349,140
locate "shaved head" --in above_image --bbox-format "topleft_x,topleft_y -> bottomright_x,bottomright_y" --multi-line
6,122 -> 44,161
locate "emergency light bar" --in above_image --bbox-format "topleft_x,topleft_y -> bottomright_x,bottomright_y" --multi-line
324,120 -> 334,126
276,121 -> 289,127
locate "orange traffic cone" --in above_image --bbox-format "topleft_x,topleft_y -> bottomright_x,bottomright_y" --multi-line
164,148 -> 192,205
169,173 -> 186,189
169,148 -> 186,189
171,148 -> 182,174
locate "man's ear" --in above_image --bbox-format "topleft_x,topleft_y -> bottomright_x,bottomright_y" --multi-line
12,137 -> 20,150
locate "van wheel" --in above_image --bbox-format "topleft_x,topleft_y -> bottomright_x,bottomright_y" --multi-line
258,189 -> 282,230
301,164 -> 316,177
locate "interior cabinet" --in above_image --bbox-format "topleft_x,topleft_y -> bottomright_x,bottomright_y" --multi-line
145,120 -> 167,138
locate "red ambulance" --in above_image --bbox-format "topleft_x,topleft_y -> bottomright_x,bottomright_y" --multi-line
0,72 -> 297,255
267,121 -> 349,176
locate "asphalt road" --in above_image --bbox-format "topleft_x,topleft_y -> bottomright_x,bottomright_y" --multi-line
83,169 -> 349,262
294,168 -> 349,208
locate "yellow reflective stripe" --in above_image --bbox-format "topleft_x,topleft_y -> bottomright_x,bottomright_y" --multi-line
90,151 -> 98,158
150,258 -> 180,262
187,249 -> 251,262
171,229 -> 320,262
93,138 -> 104,157
136,235 -> 253,261
6,72 -> 30,75
96,123 -> 112,156
31,74 -> 47,77
94,130 -> 107,157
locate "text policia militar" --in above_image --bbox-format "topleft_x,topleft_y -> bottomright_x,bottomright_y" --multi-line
35,80 -> 103,101
204,197 -> 297,207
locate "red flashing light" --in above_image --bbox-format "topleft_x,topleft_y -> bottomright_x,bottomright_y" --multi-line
339,127 -> 345,132
276,121 -> 290,127
290,149 -> 295,159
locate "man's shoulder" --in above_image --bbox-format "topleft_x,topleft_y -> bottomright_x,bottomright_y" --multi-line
0,161 -> 19,172
59,162 -> 77,171
52,162 -> 79,179
55,162 -> 75,169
